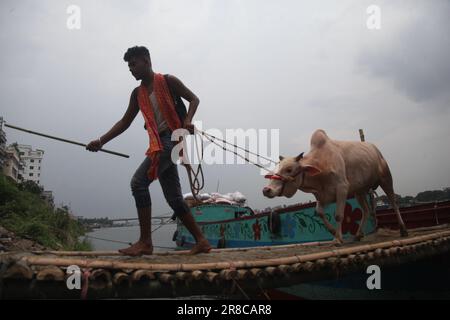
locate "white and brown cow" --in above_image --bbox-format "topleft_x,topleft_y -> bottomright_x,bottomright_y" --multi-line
262,129 -> 408,244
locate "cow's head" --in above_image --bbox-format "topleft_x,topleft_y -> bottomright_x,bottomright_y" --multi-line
262,153 -> 321,198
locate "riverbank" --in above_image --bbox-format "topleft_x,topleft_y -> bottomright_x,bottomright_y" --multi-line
0,173 -> 91,251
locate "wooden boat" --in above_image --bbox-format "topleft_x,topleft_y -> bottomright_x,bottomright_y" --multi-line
2,224 -> 450,299
174,196 -> 377,249
269,199 -> 450,299
174,198 -> 450,299
2,198 -> 449,299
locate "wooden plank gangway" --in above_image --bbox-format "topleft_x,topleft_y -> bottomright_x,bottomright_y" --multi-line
1,225 -> 450,299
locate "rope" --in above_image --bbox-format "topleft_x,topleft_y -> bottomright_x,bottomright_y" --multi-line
198,130 -> 275,174
199,130 -> 278,165
181,132 -> 205,202
180,128 -> 278,202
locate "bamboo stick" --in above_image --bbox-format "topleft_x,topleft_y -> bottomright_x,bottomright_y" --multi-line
90,269 -> 111,283
175,272 -> 190,281
4,123 -> 130,158
113,272 -> 130,286
302,261 -> 315,272
31,240 -> 335,257
359,129 -> 365,142
291,263 -> 303,273
237,269 -> 250,280
158,273 -> 174,284
4,261 -> 33,280
278,264 -> 293,274
90,269 -> 112,290
249,268 -> 265,278
131,270 -> 155,282
36,266 -> 65,281
205,272 -> 219,282
17,230 -> 450,273
316,259 -> 327,268
265,267 -> 278,276
219,269 -> 237,281
191,270 -> 205,281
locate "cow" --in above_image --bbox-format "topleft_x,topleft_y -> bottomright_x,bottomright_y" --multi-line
262,129 -> 408,244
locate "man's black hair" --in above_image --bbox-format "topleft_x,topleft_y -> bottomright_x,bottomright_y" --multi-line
123,46 -> 150,62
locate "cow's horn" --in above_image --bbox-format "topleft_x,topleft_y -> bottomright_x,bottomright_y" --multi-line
295,152 -> 304,161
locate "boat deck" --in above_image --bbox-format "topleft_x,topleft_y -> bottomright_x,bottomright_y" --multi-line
2,225 -> 450,299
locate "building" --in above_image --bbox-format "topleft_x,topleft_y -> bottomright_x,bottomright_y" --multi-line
17,144 -> 44,185
2,144 -> 22,182
0,117 -> 7,170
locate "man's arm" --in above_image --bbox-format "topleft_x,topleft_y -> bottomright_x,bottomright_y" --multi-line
86,88 -> 140,152
167,75 -> 200,130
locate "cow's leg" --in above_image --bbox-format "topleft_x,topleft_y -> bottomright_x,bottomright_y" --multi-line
369,189 -> 379,229
379,168 -> 408,237
315,201 -> 337,237
334,185 -> 348,245
355,193 -> 370,241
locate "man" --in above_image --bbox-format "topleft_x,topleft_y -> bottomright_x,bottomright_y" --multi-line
86,46 -> 211,256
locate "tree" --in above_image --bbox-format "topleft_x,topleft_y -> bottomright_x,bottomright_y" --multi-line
18,180 -> 43,195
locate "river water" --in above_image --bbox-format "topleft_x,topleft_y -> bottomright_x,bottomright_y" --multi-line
84,223 -> 178,252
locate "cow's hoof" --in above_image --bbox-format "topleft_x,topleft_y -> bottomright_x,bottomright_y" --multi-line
400,229 -> 409,237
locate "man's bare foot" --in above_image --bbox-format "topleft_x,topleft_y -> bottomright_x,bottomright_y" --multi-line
118,241 -> 153,256
189,239 -> 212,255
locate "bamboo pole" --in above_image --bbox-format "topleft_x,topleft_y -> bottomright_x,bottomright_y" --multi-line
131,270 -> 155,282
4,261 -> 33,280
113,272 -> 130,286
175,272 -> 189,281
191,270 -> 205,281
36,266 -> 65,281
205,272 -> 219,282
249,268 -> 265,278
4,123 -> 129,158
18,230 -> 450,273
31,240 -> 335,257
359,129 -> 365,142
158,273 -> 174,284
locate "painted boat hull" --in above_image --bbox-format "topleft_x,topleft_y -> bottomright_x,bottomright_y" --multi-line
174,196 -> 377,249
270,200 -> 450,299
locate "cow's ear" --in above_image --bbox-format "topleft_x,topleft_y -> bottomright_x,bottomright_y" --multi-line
303,165 -> 321,176
295,152 -> 304,161
279,155 -> 285,161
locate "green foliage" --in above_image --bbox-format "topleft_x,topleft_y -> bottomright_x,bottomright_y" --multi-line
18,180 -> 43,195
377,187 -> 450,208
0,173 -> 92,251
416,189 -> 450,202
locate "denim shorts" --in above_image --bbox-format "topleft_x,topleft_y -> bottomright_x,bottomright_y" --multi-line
130,131 -> 190,217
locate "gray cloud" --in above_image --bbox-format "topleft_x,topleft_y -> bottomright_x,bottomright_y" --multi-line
1,0 -> 449,220
357,0 -> 450,103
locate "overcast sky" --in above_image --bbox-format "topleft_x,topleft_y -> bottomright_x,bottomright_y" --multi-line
1,0 -> 449,220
